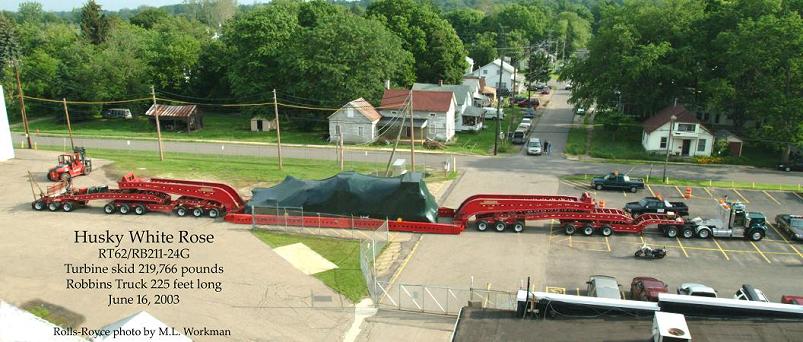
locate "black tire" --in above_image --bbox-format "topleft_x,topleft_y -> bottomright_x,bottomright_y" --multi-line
656,252 -> 666,259
682,227 -> 695,239
134,205 -> 146,215
84,163 -> 92,175
176,206 -> 188,217
582,224 -> 594,236
513,221 -> 525,233
476,220 -> 489,231
697,228 -> 711,239
48,202 -> 60,211
630,186 -> 638,193
103,203 -> 116,214
119,204 -> 130,215
62,202 -> 74,212
192,208 -> 204,217
564,223 -> 577,235
748,229 -> 765,241
595,184 -> 603,190
601,225 -> 613,237
665,226 -> 679,238
634,250 -> 644,257
208,208 -> 220,218
494,221 -> 506,232
32,200 -> 45,211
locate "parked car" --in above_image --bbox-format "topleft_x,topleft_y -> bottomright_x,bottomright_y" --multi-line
575,107 -> 586,115
527,138 -> 542,155
511,128 -> 527,145
625,197 -> 689,217
521,118 -> 532,125
630,277 -> 669,302
517,99 -> 539,108
677,283 -> 717,297
781,295 -> 803,305
101,108 -> 133,119
777,160 -> 803,172
587,275 -> 623,299
733,284 -> 769,302
775,214 -> 803,241
591,172 -> 645,193
522,108 -> 536,119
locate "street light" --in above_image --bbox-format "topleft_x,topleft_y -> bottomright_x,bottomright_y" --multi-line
662,114 -> 677,183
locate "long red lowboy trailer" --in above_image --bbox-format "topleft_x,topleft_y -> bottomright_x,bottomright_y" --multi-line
31,174 -> 685,236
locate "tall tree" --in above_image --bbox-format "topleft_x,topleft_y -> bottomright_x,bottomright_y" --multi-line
130,7 -> 169,29
444,8 -> 484,44
80,0 -> 110,44
468,31 -> 497,66
17,1 -> 44,23
0,14 -> 20,78
526,49 -> 551,88
367,0 -> 468,84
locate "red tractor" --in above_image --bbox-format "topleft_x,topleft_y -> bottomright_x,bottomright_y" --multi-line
47,147 -> 92,182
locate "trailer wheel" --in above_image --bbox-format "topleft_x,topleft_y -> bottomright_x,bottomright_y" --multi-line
630,186 -> 638,193
595,184 -> 603,190
681,227 -> 694,239
513,221 -> 525,233
208,208 -> 220,218
748,229 -> 764,241
564,223 -> 577,235
697,228 -> 711,239
601,225 -> 613,237
582,224 -> 594,236
665,226 -> 679,238
192,208 -> 204,217
48,202 -> 61,211
175,206 -> 188,217
119,204 -> 130,215
62,202 -> 74,212
494,221 -> 506,232
103,203 -> 116,214
32,200 -> 45,211
134,205 -> 146,215
476,220 -> 489,231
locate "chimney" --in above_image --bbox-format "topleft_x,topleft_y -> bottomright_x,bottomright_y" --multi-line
385,80 -> 390,90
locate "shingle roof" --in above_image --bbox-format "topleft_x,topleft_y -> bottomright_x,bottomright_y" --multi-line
380,89 -> 454,113
329,98 -> 381,122
145,104 -> 198,118
642,105 -> 700,133
412,83 -> 471,105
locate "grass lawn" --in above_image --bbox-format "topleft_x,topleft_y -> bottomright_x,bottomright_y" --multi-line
251,231 -> 366,302
562,174 -> 803,191
565,127 -> 588,155
450,106 -> 519,155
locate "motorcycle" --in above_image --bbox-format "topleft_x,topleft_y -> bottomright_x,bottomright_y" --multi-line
634,244 -> 667,259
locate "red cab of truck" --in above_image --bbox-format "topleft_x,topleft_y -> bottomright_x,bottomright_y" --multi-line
781,295 -> 803,305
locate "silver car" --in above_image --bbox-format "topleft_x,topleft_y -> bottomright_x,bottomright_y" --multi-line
677,283 -> 717,297
587,275 -> 623,299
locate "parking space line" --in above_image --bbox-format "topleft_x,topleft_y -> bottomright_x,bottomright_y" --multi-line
674,186 -> 685,198
793,192 -> 803,202
576,288 -> 580,296
767,223 -> 803,259
711,239 -> 730,261
604,236 -> 611,252
750,241 -> 771,263
646,184 -> 655,197
622,190 -> 627,197
762,191 -> 781,205
548,220 -> 554,248
732,189 -> 750,203
703,187 -> 714,199
762,251 -> 802,256
675,237 -> 689,258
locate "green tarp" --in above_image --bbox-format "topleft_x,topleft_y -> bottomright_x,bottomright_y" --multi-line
246,172 -> 439,223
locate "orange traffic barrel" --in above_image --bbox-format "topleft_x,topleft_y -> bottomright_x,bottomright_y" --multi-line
599,200 -> 606,208
685,187 -> 692,199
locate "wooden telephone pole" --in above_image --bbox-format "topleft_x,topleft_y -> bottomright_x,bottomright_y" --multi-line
273,89 -> 283,169
409,89 -> 416,171
61,98 -> 74,150
151,85 -> 164,161
14,61 -> 32,149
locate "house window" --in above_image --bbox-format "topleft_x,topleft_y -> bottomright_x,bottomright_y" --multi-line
660,137 -> 668,149
335,125 -> 341,136
346,108 -> 354,118
677,123 -> 695,132
697,139 -> 706,152
482,69 -> 488,75
358,126 -> 364,137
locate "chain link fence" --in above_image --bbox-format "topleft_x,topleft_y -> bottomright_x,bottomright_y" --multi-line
375,281 -> 517,316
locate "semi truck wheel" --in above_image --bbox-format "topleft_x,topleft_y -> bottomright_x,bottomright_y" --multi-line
176,206 -> 188,217
564,223 -> 577,235
119,204 -> 130,215
682,227 -> 694,239
62,202 -> 74,212
513,221 -> 525,233
601,225 -> 613,237
103,203 -> 116,214
192,208 -> 204,217
476,220 -> 489,231
595,184 -> 603,190
208,208 -> 220,218
32,200 -> 45,211
48,202 -> 61,211
664,226 -> 679,238
494,221 -> 506,232
134,205 -> 146,215
582,224 -> 594,236
697,228 -> 711,239
748,229 -> 764,241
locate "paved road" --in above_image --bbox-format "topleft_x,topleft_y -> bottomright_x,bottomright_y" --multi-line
12,89 -> 803,185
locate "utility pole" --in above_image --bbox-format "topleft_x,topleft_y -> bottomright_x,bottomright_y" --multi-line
494,31 -> 505,156
151,85 -> 164,161
61,98 -> 74,150
338,124 -> 344,171
14,61 -> 32,149
409,89 -> 416,172
273,89 -> 283,170
662,115 -> 676,183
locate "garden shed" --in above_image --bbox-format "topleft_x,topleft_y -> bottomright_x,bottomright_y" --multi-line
145,104 -> 203,133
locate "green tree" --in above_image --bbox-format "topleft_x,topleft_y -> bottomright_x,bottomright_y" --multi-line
443,8 -> 484,44
484,3 -> 549,44
0,14 -> 20,78
130,7 -> 169,29
367,0 -> 467,84
555,11 -> 592,59
468,31 -> 497,66
17,1 -> 44,23
595,110 -> 633,142
146,17 -> 204,92
80,0 -> 111,44
526,49 -> 551,88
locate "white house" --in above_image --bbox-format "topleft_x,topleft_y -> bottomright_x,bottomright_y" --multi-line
328,98 -> 382,144
470,58 -> 526,94
462,76 -> 491,107
379,89 -> 456,142
465,56 -> 474,74
412,82 -> 482,132
641,105 -> 714,157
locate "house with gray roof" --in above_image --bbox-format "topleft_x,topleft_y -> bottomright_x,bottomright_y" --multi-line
412,82 -> 483,132
328,98 -> 382,144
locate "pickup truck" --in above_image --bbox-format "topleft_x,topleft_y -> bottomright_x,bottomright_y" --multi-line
590,173 -> 645,193
625,197 -> 689,217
